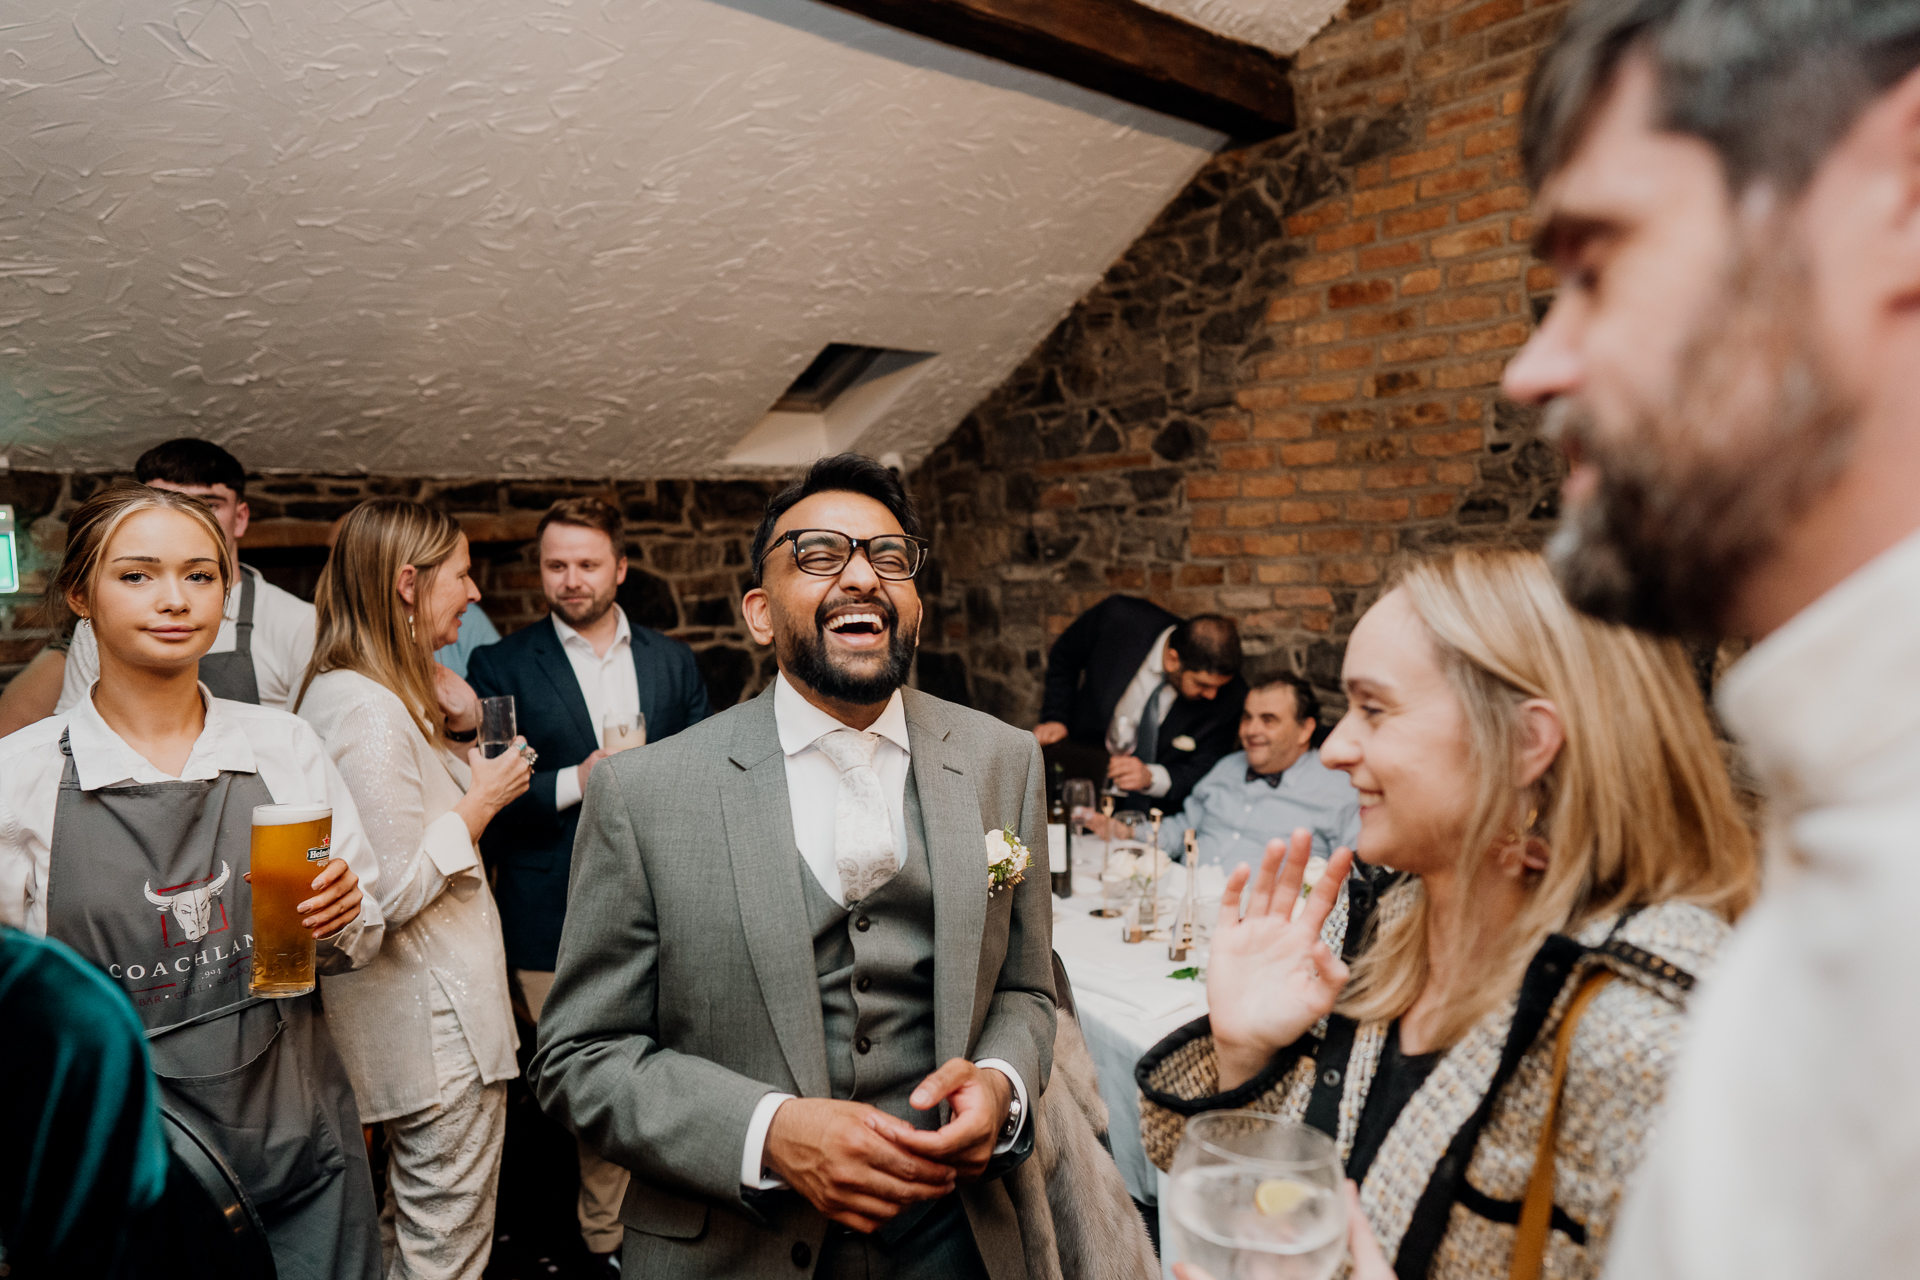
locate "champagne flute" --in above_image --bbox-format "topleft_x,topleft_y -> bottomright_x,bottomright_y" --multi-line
1166,1112 -> 1346,1280
1105,713 -> 1138,796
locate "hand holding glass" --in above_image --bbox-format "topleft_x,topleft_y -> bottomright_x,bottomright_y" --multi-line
1105,713 -> 1138,795
602,711 -> 647,754
249,802 -> 331,998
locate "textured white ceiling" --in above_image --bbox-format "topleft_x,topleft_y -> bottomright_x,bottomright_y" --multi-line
1136,0 -> 1346,54
0,0 -> 1223,479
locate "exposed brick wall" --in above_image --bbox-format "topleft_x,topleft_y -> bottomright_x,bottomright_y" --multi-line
909,0 -> 1565,724
0,470 -> 782,708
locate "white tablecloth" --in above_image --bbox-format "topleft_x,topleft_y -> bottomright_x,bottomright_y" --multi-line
1050,877 -> 1208,1207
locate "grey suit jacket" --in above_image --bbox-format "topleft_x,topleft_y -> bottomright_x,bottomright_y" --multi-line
529,683 -> 1057,1279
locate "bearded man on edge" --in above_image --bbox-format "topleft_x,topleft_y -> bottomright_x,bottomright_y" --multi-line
530,453 -> 1055,1279
1505,3 -> 1920,1277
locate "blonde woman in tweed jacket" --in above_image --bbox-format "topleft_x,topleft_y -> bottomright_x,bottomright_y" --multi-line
1138,547 -> 1758,1280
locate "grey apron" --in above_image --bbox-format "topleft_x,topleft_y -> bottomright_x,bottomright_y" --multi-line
199,568 -> 262,704
43,733 -> 380,1280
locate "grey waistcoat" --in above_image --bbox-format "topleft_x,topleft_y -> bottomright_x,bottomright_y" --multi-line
798,770 -> 939,1132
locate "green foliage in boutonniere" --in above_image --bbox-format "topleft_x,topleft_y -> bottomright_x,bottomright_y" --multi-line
985,829 -> 1031,895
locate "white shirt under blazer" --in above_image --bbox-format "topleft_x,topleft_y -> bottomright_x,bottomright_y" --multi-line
297,668 -> 518,1123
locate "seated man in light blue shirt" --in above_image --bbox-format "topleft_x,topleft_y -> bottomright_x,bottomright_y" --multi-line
1104,673 -> 1360,871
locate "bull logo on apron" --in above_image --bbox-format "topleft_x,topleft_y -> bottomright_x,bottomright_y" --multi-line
143,861 -> 232,943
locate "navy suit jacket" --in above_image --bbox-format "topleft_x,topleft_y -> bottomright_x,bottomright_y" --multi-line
467,615 -> 712,971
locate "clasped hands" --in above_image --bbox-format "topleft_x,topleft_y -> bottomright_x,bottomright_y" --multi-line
763,1058 -> 1011,1233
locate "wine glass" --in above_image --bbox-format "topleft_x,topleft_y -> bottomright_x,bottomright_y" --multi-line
1166,1112 -> 1346,1280
1061,777 -> 1099,896
1105,713 -> 1138,796
478,696 -> 517,759
1107,810 -> 1155,932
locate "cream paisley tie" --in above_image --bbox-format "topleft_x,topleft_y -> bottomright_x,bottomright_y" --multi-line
815,727 -> 899,903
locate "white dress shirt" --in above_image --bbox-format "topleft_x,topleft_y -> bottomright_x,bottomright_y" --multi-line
551,607 -> 641,813
1606,528 -> 1920,1280
56,566 -> 317,714
1110,624 -> 1177,798
740,674 -> 1028,1188
0,683 -> 384,969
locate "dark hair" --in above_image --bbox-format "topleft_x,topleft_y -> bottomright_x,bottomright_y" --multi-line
1167,614 -> 1242,678
1250,671 -> 1320,728
134,438 -> 247,497
1524,0 -> 1920,197
537,496 -> 625,552
749,453 -> 923,587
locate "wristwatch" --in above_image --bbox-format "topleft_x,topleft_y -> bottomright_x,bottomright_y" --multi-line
999,1091 -> 1024,1142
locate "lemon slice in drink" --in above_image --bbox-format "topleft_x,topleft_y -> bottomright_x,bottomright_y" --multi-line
1253,1178 -> 1314,1216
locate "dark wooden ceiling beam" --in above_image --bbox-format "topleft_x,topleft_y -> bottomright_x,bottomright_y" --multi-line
814,0 -> 1296,140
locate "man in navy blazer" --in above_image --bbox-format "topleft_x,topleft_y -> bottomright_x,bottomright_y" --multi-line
466,496 -> 710,1267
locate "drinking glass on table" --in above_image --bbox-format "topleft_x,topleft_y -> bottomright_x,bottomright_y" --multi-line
1167,1111 -> 1345,1280
602,711 -> 647,754
1062,777 -> 1099,894
1105,810 -> 1154,926
1105,713 -> 1138,795
478,696 -> 517,759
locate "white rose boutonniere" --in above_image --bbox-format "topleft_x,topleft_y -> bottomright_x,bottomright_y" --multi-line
985,828 -> 1031,896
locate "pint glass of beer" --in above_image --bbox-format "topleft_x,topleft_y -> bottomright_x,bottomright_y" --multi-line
249,802 -> 331,998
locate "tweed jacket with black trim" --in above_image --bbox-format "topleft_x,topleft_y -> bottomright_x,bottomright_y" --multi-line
1137,883 -> 1727,1280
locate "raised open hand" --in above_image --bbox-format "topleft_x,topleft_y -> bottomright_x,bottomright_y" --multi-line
1206,829 -> 1355,1090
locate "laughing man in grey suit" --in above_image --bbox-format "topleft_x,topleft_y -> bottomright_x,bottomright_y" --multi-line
531,454 -> 1055,1279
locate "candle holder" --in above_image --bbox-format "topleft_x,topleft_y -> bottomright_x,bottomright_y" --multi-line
1169,829 -> 1198,961
1091,794 -> 1122,918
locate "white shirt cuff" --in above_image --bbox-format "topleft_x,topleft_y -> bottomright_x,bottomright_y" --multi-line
976,1059 -> 1029,1153
742,1092 -> 795,1189
421,810 -> 482,902
554,764 -> 583,812
1145,764 -> 1172,798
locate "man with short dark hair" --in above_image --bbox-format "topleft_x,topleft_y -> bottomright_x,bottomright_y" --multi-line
56,438 -> 316,711
1033,596 -> 1247,812
531,453 -> 1054,1279
466,495 -> 708,1269
1507,3 -> 1920,1274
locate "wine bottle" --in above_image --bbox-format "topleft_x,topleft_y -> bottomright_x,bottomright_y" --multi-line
1048,790 -> 1072,898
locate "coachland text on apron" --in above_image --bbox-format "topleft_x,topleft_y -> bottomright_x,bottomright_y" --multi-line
42,731 -> 380,1280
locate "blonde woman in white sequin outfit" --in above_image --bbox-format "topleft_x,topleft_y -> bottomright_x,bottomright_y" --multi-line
297,499 -> 532,1280
1140,546 -> 1757,1280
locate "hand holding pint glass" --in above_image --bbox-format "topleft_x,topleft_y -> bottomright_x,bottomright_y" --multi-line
249,802 -> 335,998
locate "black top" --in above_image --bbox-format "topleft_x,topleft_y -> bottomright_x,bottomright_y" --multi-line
1346,1020 -> 1444,1184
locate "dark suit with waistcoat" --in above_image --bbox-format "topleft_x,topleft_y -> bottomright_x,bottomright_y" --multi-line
528,684 -> 1056,1279
1038,594 -> 1246,813
466,616 -> 711,972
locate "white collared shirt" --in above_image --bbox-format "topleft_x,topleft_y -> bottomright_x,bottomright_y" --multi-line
740,673 -> 1027,1188
551,607 -> 642,812
0,683 -> 385,967
1607,528 -> 1920,1280
56,566 -> 318,714
1111,624 -> 1177,798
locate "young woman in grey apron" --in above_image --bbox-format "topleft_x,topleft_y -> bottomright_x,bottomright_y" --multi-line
30,484 -> 383,1280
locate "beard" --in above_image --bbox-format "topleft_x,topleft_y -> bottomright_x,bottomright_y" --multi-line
779,593 -> 918,705
549,583 -> 617,630
1546,238 -> 1858,637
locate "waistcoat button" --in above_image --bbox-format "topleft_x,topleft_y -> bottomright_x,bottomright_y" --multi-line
792,1241 -> 812,1268
856,1036 -> 872,1054
856,975 -> 872,993
855,916 -> 871,932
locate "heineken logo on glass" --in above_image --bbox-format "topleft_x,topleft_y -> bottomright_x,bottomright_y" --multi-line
307,833 -> 332,863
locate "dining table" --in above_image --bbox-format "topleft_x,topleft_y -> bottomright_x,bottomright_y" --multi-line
1050,863 -> 1212,1280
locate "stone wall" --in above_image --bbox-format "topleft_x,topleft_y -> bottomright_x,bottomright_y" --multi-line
908,0 -> 1566,724
0,470 -> 782,709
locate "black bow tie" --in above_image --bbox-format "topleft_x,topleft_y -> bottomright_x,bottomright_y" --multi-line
1247,767 -> 1285,788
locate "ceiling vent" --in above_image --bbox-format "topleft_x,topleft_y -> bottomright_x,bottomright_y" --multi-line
726,344 -> 936,468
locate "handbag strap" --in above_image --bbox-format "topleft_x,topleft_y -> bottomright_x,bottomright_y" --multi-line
1509,969 -> 1614,1280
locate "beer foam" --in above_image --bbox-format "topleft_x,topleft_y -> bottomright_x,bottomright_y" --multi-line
251,802 -> 332,826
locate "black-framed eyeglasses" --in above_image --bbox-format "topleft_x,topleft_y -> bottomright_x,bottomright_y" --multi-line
760,529 -> 928,581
